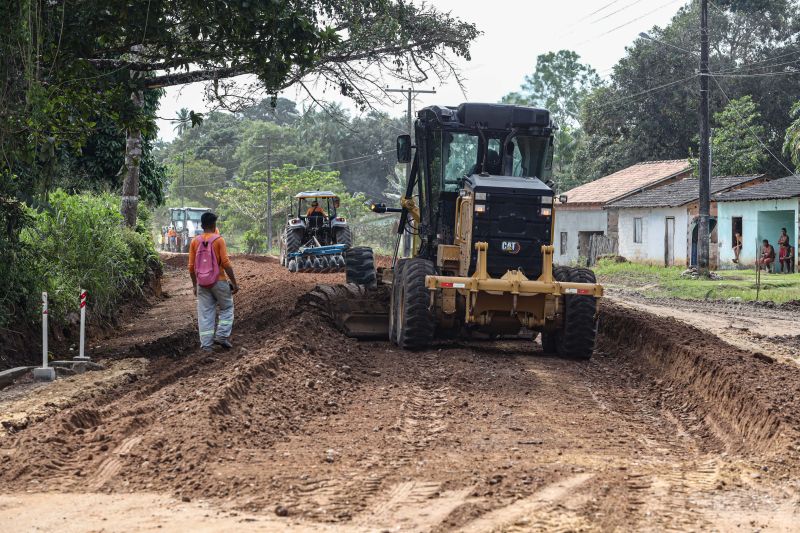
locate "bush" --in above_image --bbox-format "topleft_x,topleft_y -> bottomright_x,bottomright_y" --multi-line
242,229 -> 266,254
18,190 -> 161,325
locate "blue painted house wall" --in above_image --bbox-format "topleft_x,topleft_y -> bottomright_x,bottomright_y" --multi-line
717,199 -> 799,267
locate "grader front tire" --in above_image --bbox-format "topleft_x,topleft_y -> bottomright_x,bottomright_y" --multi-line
397,258 -> 435,350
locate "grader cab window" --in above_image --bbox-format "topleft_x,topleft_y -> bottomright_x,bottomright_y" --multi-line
442,132 -> 479,192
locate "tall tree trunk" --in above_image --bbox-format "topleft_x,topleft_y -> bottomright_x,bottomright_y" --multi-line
120,88 -> 143,228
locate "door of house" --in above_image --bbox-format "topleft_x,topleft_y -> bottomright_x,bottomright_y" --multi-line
665,217 -> 675,266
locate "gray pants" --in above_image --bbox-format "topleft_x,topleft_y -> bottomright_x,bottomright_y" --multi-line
197,281 -> 234,348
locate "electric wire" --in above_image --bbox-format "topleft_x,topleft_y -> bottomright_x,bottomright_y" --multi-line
709,73 -> 795,176
575,0 -> 685,46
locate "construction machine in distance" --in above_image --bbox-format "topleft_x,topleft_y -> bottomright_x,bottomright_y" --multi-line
308,103 -> 603,359
169,207 -> 211,253
280,191 -> 353,273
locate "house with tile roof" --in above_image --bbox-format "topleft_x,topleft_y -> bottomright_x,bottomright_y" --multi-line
714,175 -> 800,269
606,175 -> 769,267
554,160 -> 692,263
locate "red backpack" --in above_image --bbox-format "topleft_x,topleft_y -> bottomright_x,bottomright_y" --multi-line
194,234 -> 221,287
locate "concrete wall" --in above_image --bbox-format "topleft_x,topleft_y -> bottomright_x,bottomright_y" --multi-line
617,207 -> 690,265
717,199 -> 799,267
553,208 -> 607,264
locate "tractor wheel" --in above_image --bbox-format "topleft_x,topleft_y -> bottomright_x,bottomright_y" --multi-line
396,258 -> 435,350
334,226 -> 353,248
345,246 -> 377,288
556,267 -> 598,360
389,259 -> 408,344
283,227 -> 303,269
541,266 -> 570,354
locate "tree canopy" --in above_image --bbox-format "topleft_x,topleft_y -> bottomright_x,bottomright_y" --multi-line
572,0 -> 800,184
502,50 -> 601,190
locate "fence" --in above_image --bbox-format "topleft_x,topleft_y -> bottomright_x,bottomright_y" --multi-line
586,234 -> 618,266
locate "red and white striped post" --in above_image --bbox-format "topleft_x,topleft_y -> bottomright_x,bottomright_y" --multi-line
33,292 -> 55,381
74,288 -> 91,362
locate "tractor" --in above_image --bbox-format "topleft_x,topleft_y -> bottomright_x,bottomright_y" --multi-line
319,103 -> 603,358
280,191 -> 353,273
168,207 -> 210,253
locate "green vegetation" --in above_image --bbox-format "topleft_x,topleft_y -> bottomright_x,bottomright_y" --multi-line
690,95 -> 768,177
594,259 -> 800,304
1,190 -> 159,329
573,1 -> 799,183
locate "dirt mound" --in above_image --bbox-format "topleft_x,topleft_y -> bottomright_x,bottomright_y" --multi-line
598,302 -> 800,459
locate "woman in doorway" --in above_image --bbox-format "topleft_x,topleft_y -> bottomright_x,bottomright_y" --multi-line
732,232 -> 742,264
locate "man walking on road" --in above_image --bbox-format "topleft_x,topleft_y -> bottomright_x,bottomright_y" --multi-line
189,212 -> 239,352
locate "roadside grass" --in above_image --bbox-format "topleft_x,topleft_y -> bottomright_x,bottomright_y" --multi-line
593,259 -> 800,303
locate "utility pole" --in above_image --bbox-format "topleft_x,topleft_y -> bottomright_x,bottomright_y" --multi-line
180,154 -> 185,207
386,87 -> 436,181
386,86 -> 436,255
697,0 -> 711,272
266,139 -> 273,254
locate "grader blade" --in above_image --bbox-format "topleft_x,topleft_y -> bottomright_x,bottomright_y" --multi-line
299,284 -> 390,339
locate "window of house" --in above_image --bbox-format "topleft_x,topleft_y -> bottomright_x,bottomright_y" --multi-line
560,232 -> 568,255
633,217 -> 643,243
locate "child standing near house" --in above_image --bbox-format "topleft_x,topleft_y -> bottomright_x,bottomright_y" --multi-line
732,232 -> 742,264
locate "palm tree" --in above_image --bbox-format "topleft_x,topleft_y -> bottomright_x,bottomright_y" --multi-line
174,108 -> 191,136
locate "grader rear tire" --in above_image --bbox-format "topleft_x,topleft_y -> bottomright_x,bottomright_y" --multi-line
556,267 -> 598,360
397,258 -> 435,350
345,246 -> 377,288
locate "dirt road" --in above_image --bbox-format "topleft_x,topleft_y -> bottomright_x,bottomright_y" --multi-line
609,290 -> 800,366
1,256 -> 799,532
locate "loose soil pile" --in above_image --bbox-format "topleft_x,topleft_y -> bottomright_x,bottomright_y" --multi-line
1,257 -> 799,531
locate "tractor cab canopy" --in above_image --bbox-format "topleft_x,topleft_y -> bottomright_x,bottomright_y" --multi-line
169,207 -> 210,233
294,191 -> 341,219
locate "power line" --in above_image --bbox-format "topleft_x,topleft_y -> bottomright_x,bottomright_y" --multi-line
594,73 -> 698,110
715,50 -> 800,74
709,74 -> 795,176
710,68 -> 800,78
592,0 -> 646,24
576,0 -> 685,46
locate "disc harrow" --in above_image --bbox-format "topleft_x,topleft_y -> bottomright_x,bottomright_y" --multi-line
287,243 -> 348,273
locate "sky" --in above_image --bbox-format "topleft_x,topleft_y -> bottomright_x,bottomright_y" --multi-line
156,0 -> 687,141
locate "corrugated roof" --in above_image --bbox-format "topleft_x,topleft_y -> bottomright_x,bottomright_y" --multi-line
607,175 -> 765,208
713,175 -> 800,202
562,160 -> 691,206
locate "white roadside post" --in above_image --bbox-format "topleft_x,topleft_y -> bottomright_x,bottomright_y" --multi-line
33,292 -> 56,381
74,288 -> 91,362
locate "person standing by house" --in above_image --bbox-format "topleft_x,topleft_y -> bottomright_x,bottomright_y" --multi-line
758,239 -> 775,272
780,241 -> 795,273
189,212 -> 240,352
778,228 -> 789,249
732,232 -> 742,264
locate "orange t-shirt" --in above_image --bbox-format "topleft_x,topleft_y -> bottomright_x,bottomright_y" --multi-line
188,233 -> 232,282
306,206 -> 326,217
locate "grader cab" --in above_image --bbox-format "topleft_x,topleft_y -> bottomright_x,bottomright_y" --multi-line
311,103 -> 603,359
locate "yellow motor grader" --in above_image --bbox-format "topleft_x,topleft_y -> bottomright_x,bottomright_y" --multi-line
308,103 -> 603,358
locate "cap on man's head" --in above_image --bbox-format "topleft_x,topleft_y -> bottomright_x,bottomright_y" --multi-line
201,211 -> 218,229
312,200 -> 319,205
